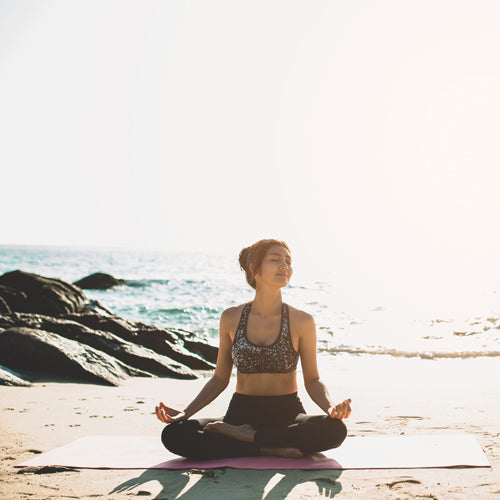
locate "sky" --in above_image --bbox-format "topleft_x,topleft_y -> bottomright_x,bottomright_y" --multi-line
1,0 -> 500,302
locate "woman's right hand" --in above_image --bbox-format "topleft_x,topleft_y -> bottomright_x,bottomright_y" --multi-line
155,402 -> 187,424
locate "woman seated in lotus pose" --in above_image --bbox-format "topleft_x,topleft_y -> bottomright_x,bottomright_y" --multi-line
156,239 -> 351,459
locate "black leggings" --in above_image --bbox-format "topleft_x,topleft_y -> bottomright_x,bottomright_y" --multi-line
161,392 -> 347,459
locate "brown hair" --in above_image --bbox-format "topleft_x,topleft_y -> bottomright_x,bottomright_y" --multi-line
239,239 -> 291,289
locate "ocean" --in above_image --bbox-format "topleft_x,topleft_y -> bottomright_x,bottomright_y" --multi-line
1,244 -> 499,366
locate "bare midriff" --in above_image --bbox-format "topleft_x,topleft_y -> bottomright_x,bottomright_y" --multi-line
235,371 -> 298,396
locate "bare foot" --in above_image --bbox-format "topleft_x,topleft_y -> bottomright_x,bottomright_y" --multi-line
261,447 -> 303,458
203,422 -> 256,443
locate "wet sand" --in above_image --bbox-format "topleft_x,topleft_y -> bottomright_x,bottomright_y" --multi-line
1,355 -> 498,499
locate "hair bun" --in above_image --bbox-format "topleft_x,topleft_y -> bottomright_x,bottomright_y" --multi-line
238,247 -> 251,271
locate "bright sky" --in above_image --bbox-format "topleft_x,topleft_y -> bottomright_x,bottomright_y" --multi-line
1,1 -> 500,302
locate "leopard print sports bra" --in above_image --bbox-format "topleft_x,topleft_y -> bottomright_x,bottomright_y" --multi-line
231,302 -> 299,374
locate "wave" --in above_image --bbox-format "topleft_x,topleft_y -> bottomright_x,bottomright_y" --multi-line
122,278 -> 215,288
152,306 -> 221,315
123,279 -> 170,288
156,308 -> 190,315
321,346 -> 500,359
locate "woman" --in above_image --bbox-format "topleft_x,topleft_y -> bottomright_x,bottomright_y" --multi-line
156,239 -> 351,459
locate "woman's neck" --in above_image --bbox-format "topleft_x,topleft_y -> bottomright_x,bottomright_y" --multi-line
251,287 -> 283,317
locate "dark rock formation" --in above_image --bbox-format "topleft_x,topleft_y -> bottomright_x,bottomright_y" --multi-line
0,270 -> 218,386
184,339 -> 218,364
64,314 -> 215,370
73,272 -> 124,290
0,271 -> 86,315
81,300 -> 114,316
0,327 -> 150,386
126,328 -> 215,370
0,285 -> 27,312
0,364 -> 32,386
0,295 -> 11,313
0,313 -> 196,379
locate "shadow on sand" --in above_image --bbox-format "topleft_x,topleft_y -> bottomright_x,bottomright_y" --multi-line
111,467 -> 343,499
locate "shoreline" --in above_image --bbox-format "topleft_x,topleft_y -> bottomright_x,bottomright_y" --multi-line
1,354 -> 498,499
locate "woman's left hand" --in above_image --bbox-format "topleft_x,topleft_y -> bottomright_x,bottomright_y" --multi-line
328,398 -> 352,419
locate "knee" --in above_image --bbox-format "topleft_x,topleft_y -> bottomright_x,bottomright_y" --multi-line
161,421 -> 186,455
324,417 -> 348,449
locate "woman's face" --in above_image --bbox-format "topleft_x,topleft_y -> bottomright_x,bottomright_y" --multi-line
254,245 -> 293,289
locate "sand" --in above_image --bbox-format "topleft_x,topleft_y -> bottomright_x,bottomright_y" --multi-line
1,354 -> 498,499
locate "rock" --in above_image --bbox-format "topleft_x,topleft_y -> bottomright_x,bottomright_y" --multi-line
0,270 -> 218,385
0,313 -> 39,332
0,313 -> 202,378
125,328 -> 215,370
64,314 -> 216,370
0,327 -> 150,386
0,364 -> 32,386
0,295 -> 12,313
0,271 -> 87,315
36,316 -> 196,379
63,314 -> 150,341
81,300 -> 114,316
183,339 -> 218,364
164,328 -> 218,364
73,273 -> 124,290
0,285 -> 27,312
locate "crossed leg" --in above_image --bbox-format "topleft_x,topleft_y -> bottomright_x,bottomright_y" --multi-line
162,414 -> 347,459
203,421 -> 303,458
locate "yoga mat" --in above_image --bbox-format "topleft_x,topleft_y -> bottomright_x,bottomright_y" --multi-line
16,434 -> 490,470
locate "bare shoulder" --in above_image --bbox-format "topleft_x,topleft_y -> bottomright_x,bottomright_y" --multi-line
287,305 -> 315,334
220,304 -> 246,332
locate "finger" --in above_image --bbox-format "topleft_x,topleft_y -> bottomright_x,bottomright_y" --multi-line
338,402 -> 347,419
159,407 -> 170,424
155,406 -> 163,421
155,406 -> 166,423
342,401 -> 349,418
157,406 -> 174,424
346,400 -> 352,414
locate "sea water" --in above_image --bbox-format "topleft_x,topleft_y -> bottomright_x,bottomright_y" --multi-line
1,245 -> 499,369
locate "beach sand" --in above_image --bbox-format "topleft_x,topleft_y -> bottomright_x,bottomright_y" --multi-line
1,354 -> 498,499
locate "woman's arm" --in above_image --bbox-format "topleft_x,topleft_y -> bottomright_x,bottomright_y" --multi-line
156,309 -> 235,423
298,312 -> 351,419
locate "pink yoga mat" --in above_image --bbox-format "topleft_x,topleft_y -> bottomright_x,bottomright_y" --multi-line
16,434 -> 490,470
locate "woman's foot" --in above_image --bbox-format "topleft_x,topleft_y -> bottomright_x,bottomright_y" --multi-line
203,422 -> 303,458
203,422 -> 256,443
261,447 -> 303,458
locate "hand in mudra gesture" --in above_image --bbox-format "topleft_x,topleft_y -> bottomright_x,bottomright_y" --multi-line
328,398 -> 352,419
155,402 -> 186,424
